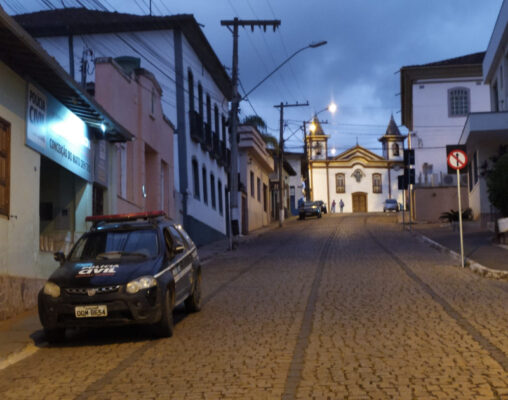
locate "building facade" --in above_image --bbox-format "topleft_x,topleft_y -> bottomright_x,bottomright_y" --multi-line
0,8 -> 131,319
238,125 -> 274,233
308,118 -> 405,213
16,8 -> 233,246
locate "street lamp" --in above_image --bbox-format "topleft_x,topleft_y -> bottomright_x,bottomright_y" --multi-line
242,41 -> 328,100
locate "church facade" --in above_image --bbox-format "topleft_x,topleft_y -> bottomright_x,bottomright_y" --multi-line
307,116 -> 406,213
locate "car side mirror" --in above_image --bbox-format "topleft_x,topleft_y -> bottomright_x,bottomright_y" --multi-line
53,252 -> 66,266
174,245 -> 185,255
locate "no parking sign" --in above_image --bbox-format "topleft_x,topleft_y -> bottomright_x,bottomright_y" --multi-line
446,145 -> 468,174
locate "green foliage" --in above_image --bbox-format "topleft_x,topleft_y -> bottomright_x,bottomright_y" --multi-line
242,114 -> 278,150
439,208 -> 473,223
486,153 -> 508,217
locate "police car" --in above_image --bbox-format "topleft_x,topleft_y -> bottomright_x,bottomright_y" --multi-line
38,211 -> 202,342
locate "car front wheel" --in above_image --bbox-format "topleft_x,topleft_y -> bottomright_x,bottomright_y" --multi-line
156,287 -> 174,337
185,268 -> 202,313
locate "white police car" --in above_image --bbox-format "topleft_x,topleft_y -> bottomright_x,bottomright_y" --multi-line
38,211 -> 202,342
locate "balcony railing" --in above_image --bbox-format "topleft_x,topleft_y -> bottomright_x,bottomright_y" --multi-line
189,110 -> 204,144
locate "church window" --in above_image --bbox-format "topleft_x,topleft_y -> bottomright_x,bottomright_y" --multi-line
372,173 -> 382,193
392,143 -> 400,156
335,173 -> 345,193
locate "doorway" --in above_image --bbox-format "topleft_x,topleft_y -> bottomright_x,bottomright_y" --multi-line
352,192 -> 367,213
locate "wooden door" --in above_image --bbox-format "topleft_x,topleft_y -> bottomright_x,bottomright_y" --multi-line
352,192 -> 367,213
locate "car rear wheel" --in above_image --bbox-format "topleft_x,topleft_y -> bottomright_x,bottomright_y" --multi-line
156,287 -> 174,337
185,268 -> 202,313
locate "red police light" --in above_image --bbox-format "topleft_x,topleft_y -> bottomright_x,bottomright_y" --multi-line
85,211 -> 166,223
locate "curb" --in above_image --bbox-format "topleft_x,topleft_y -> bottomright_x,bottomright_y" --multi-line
413,232 -> 508,280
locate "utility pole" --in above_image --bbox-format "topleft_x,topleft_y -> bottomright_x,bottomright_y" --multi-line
274,102 -> 309,227
221,18 -> 280,248
302,121 -> 309,201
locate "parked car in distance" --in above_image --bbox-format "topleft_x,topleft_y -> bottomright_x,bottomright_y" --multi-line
383,199 -> 399,212
299,201 -> 322,220
315,200 -> 327,214
38,211 -> 202,343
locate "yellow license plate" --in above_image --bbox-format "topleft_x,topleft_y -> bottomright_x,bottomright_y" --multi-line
75,305 -> 108,318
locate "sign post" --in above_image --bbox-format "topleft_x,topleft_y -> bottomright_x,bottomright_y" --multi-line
446,146 -> 468,268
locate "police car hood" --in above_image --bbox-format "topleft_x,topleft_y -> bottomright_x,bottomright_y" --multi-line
49,258 -> 162,287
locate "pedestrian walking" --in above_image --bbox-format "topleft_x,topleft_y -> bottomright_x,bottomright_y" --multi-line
331,199 -> 336,213
339,199 -> 344,213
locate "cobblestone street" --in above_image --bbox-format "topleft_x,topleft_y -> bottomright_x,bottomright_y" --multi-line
0,214 -> 507,400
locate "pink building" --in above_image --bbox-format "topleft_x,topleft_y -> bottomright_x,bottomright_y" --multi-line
94,57 -> 175,218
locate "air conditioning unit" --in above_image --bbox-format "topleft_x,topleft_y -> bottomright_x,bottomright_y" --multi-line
442,174 -> 455,186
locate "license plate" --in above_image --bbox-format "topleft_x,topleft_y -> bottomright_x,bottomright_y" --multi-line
75,305 -> 108,318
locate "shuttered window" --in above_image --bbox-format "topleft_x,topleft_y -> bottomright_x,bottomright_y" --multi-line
0,119 -> 10,217
372,173 -> 382,193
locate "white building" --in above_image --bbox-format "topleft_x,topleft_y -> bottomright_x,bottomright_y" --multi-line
16,8 -> 233,246
400,53 -> 490,186
284,152 -> 305,215
460,0 -> 508,224
308,117 -> 405,213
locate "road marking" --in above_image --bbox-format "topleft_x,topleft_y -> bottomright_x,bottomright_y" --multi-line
282,225 -> 339,400
367,226 -> 508,373
0,344 -> 39,372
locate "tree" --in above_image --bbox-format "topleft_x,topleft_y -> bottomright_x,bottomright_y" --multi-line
241,115 -> 278,150
485,152 -> 508,217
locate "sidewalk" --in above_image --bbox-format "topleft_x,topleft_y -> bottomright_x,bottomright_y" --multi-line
412,220 -> 508,279
0,218 -> 285,369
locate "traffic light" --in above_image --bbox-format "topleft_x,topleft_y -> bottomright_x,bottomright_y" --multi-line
404,149 -> 415,166
403,167 -> 415,185
398,175 -> 408,190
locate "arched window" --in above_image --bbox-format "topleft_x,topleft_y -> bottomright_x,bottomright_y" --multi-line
372,173 -> 382,193
192,159 -> 200,199
392,143 -> 400,156
335,173 -> 345,193
188,69 -> 194,112
210,173 -> 216,209
202,166 -> 208,204
218,180 -> 223,215
448,87 -> 470,116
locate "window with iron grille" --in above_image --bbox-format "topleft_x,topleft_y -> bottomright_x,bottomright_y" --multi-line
192,159 -> 200,199
372,173 -> 382,193
448,87 -> 470,117
188,69 -> 194,112
335,173 -> 345,193
0,118 -> 10,217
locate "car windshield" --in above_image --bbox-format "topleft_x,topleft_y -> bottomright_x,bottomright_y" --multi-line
385,199 -> 397,204
304,202 -> 316,207
68,229 -> 159,261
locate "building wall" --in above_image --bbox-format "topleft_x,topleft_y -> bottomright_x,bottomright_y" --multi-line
412,78 -> 490,182
414,186 -> 469,222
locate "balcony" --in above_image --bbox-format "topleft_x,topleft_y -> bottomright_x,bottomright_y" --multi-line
204,122 -> 212,152
212,132 -> 220,160
189,110 -> 204,144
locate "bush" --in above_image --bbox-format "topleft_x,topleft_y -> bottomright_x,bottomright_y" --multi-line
439,208 -> 473,223
486,153 -> 508,217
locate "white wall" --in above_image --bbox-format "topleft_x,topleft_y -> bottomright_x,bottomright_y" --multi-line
412,78 -> 490,182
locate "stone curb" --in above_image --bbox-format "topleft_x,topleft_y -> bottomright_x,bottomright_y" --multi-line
413,231 -> 508,281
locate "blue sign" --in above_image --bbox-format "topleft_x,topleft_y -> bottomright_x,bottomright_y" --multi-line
26,83 -> 93,182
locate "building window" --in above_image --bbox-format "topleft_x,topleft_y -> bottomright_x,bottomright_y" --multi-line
372,173 -> 382,193
221,114 -> 227,143
448,87 -> 470,117
192,159 -> 199,199
263,183 -> 267,212
214,105 -> 219,136
335,173 -> 345,193
198,83 -> 203,117
250,171 -> 255,197
473,151 -> 479,185
218,180 -> 223,215
210,173 -> 216,209
257,177 -> 261,202
188,69 -> 194,112
202,166 -> 208,204
0,118 -> 10,217
392,143 -> 400,156
206,94 -> 211,126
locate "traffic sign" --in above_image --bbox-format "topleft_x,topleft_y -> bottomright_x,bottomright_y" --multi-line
446,145 -> 467,174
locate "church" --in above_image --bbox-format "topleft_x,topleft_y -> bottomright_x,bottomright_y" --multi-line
307,116 -> 406,213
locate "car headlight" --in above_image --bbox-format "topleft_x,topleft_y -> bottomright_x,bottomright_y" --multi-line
43,281 -> 61,298
126,276 -> 158,294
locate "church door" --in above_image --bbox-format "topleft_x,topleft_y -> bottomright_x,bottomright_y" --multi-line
352,192 -> 367,213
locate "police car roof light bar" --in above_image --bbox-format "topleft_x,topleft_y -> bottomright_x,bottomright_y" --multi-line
85,211 -> 166,224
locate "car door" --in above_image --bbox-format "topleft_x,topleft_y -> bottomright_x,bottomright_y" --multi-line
162,227 -> 186,302
167,226 -> 192,303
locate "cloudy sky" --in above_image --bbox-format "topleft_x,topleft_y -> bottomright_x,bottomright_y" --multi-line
2,0 -> 503,155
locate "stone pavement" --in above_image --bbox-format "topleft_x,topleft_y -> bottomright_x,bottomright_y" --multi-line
0,214 -> 506,400
412,220 -> 508,276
